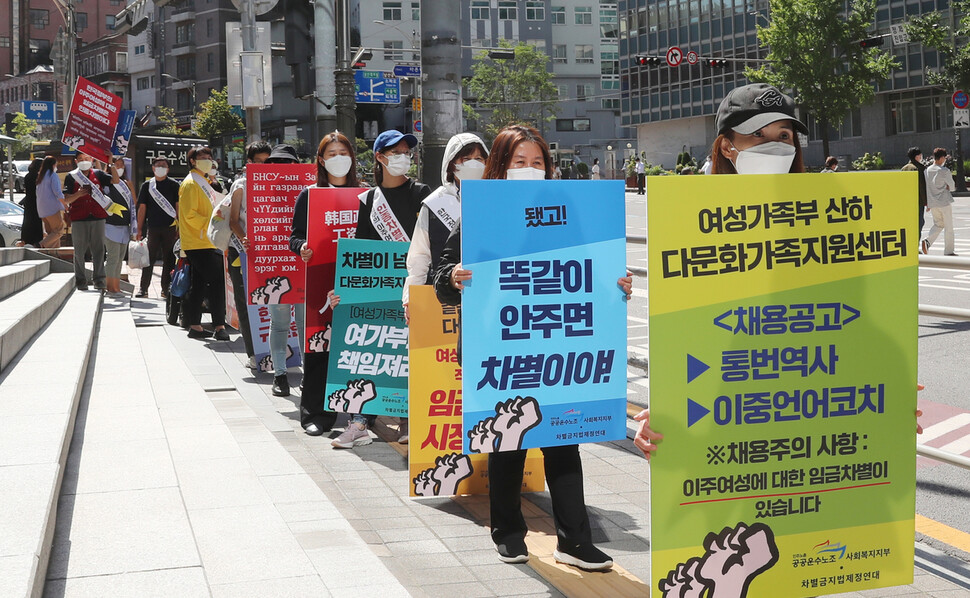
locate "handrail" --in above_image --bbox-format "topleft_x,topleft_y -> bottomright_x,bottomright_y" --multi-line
917,445 -> 970,470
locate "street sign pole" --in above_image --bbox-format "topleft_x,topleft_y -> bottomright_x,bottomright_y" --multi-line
240,0 -> 261,144
953,91 -> 969,192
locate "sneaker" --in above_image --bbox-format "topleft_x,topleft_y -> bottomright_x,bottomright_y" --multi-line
107,290 -> 127,298
272,375 -> 290,397
945,252 -> 959,256
554,543 -> 613,571
920,239 -> 929,254
245,356 -> 257,369
495,537 -> 529,564
76,282 -> 89,291
187,328 -> 213,339
331,422 -> 372,449
213,328 -> 230,341
135,289 -> 148,298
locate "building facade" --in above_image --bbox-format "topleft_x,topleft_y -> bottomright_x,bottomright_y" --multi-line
618,0 -> 964,169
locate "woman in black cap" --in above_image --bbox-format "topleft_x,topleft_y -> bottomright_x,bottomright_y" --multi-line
709,83 -> 808,175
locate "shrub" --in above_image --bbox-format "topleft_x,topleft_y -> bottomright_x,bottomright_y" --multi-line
851,152 -> 885,171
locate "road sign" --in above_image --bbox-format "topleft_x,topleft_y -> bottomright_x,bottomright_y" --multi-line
21,100 -> 56,124
666,46 -> 683,67
890,23 -> 909,45
686,51 -> 698,65
393,65 -> 421,77
953,90 -> 969,109
354,70 -> 401,104
955,109 -> 970,129
413,120 -> 422,132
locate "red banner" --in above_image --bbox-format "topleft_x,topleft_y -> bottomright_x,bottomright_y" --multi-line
245,163 -> 316,305
61,77 -> 123,163
304,187 -> 364,353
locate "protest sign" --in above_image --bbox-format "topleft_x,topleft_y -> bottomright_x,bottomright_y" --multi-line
647,173 -> 917,597
111,109 -> 136,157
460,180 -> 627,453
408,285 -> 545,497
238,259 -> 302,372
325,238 -> 409,416
62,76 -> 123,163
246,163 -> 316,305
304,187 -> 364,353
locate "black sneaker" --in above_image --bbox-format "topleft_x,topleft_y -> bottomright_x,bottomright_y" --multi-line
135,289 -> 148,298
553,543 -> 613,571
76,282 -> 89,291
495,537 -> 529,564
272,375 -> 290,397
213,328 -> 230,341
187,328 -> 213,339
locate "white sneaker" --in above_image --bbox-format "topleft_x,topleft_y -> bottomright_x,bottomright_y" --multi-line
245,356 -> 256,369
332,422 -> 372,449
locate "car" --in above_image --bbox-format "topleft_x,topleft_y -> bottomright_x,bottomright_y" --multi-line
1,160 -> 30,192
0,199 -> 24,247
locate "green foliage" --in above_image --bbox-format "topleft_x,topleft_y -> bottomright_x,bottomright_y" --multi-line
675,152 -> 697,173
905,1 -> 970,91
851,151 -> 885,170
463,40 -> 560,140
625,156 -> 637,178
1,112 -> 39,156
155,106 -> 183,135
355,138 -> 375,186
576,162 -> 589,178
745,0 -> 898,157
194,87 -> 243,141
645,164 -> 669,176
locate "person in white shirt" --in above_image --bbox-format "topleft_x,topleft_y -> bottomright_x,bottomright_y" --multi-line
635,157 -> 645,194
922,147 -> 957,256
591,158 -> 601,179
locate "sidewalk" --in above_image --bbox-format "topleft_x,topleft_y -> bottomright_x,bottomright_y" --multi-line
43,264 -> 970,597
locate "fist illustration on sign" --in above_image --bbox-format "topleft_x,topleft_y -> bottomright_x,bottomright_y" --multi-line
64,135 -> 84,149
467,418 -> 498,454
658,557 -> 705,598
328,379 -> 377,413
308,324 -> 332,352
429,453 -> 473,496
696,522 -> 779,598
250,276 -> 292,305
467,396 -> 542,453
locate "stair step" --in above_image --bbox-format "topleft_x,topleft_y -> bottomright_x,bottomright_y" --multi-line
0,260 -> 51,302
0,247 -> 25,266
0,273 -> 75,373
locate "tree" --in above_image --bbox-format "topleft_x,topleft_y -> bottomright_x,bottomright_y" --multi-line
463,40 -> 560,140
1,112 -> 39,157
744,0 -> 897,159
155,106 -> 183,135
905,0 -> 970,190
194,87 -> 243,141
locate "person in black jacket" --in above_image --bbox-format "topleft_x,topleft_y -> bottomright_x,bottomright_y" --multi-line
18,158 -> 43,246
904,147 -> 928,244
433,125 -> 633,572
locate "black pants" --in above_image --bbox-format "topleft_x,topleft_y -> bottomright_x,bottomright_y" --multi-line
489,444 -> 592,548
183,248 -> 226,328
227,247 -> 254,357
300,351 -> 338,430
637,173 -> 645,194
141,225 -> 178,293
918,203 -> 926,237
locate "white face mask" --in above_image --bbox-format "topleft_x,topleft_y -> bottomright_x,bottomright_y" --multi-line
324,155 -> 353,178
76,160 -> 93,171
116,167 -> 125,177
154,167 -> 169,178
506,166 -> 546,181
209,168 -> 218,177
384,154 -> 411,177
454,159 -> 485,181
730,141 -> 796,175
194,159 -> 213,173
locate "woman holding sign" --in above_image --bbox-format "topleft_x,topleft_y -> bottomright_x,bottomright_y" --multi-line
103,157 -> 136,298
434,125 -> 633,571
291,131 -> 361,437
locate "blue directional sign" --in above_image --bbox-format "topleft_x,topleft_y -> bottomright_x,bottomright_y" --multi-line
354,71 -> 401,104
392,65 -> 421,77
21,100 -> 57,125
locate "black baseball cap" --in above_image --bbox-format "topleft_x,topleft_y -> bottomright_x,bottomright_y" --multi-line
267,144 -> 299,163
716,83 -> 808,136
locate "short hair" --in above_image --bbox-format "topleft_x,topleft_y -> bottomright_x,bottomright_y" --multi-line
907,147 -> 922,161
933,147 -> 947,160
152,156 -> 169,167
825,156 -> 838,168
246,141 -> 272,161
187,145 -> 212,163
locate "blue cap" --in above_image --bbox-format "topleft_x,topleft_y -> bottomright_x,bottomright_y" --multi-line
373,130 -> 418,154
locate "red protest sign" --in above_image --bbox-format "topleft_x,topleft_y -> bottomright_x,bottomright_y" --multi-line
246,163 -> 316,305
304,186 -> 364,353
61,77 -> 123,163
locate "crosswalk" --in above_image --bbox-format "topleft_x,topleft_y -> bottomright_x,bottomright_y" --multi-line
917,408 -> 970,468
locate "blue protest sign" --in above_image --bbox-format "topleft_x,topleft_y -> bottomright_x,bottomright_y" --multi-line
110,109 -> 136,156
460,180 -> 628,453
21,100 -> 57,124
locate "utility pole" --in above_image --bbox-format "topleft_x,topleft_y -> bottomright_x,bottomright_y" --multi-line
334,0 -> 355,143
240,0 -> 261,143
949,2 -> 967,192
314,0 -> 336,139
421,0 -> 461,189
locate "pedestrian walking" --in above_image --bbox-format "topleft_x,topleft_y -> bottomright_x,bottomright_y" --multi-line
922,147 -> 957,256
18,158 -> 43,246
104,157 -> 136,298
591,158 -> 601,180
64,153 -> 112,291
902,147 -> 928,239
821,156 -> 839,173
135,157 -> 180,298
635,156 -> 645,194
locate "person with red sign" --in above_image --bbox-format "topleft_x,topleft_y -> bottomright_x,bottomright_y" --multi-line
104,157 -> 137,298
291,131 -> 362,436
64,152 -> 116,291
178,145 -> 229,341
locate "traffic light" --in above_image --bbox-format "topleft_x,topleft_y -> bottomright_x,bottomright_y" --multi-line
858,36 -> 885,48
635,55 -> 662,66
284,0 -> 314,98
708,59 -> 728,67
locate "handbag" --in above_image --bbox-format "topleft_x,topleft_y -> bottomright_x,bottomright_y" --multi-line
170,258 -> 191,298
127,238 -> 150,269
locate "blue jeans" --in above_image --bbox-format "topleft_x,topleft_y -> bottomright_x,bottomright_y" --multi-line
269,302 -> 305,377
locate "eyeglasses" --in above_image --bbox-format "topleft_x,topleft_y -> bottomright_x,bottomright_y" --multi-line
385,149 -> 413,158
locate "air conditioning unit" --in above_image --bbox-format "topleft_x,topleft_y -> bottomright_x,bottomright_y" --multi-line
549,142 -> 559,151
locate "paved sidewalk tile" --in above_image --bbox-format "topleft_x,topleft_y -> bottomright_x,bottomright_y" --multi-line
42,567 -> 209,598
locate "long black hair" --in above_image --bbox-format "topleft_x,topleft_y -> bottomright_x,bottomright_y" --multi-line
38,156 -> 58,182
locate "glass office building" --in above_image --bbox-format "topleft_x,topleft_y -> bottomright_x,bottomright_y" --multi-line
619,0 -> 963,168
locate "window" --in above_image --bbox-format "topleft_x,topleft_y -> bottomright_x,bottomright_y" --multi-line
599,6 -> 618,38
176,90 -> 192,112
383,40 -> 403,60
110,0 -> 122,5
556,118 -> 591,131
526,1 -> 545,21
527,39 -> 546,53
76,12 -> 87,32
175,23 -> 194,44
576,84 -> 593,101
30,9 -> 50,29
0,37 -> 10,48
207,52 -> 214,72
887,91 -> 952,135
557,84 -> 568,99
383,1 -> 402,21
471,1 -> 489,20
134,44 -> 145,55
600,43 -> 618,74
553,44 -> 567,64
551,6 -> 565,24
206,19 -> 213,36
602,98 -> 620,110
576,6 -> 593,25
116,51 -> 127,71
498,1 -> 517,20
411,2 -> 420,20
106,15 -> 115,29
137,76 -> 151,90
575,44 -> 594,64
176,56 -> 196,79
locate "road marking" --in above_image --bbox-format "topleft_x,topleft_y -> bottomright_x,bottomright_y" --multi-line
916,514 -> 970,555
918,413 -> 970,443
918,283 -> 970,292
938,434 -> 970,456
628,315 -> 648,324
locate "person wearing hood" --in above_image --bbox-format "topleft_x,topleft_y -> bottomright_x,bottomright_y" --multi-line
902,147 -> 928,239
64,152 -> 115,291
